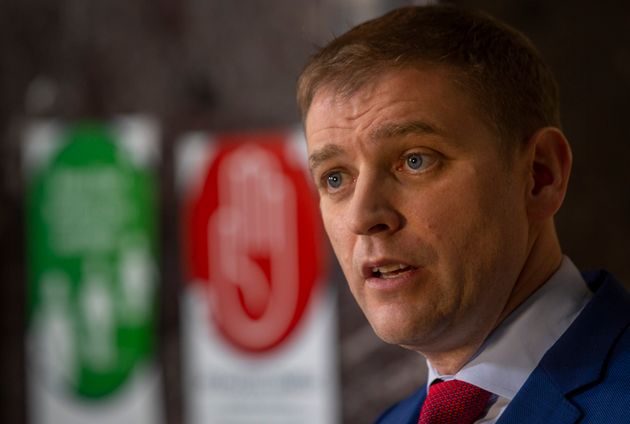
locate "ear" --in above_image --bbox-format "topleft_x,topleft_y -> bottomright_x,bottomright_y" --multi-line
525,127 -> 572,221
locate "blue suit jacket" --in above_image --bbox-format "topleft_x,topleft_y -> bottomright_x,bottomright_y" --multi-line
374,270 -> 630,423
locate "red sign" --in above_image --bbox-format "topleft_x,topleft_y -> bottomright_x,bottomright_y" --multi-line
185,132 -> 325,353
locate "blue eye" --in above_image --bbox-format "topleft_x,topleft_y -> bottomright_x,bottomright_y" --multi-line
327,172 -> 343,189
406,153 -> 424,170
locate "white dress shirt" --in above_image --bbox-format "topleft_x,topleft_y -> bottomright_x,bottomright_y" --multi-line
425,256 -> 593,423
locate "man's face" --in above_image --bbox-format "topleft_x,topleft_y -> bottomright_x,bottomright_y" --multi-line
305,67 -> 532,354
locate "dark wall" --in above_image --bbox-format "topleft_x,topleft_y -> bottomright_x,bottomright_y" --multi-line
1,1 -> 628,423
454,0 -> 630,287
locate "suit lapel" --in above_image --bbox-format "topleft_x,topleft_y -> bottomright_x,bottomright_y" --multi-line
496,366 -> 581,424
498,271 -> 630,424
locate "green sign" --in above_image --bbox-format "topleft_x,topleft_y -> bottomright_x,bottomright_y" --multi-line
26,122 -> 158,399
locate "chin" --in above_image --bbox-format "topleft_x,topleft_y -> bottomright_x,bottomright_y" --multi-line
366,304 -> 452,350
369,317 -> 428,346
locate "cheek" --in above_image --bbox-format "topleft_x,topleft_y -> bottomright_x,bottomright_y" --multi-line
321,206 -> 340,245
429,172 -> 528,287
321,206 -> 354,265
406,173 -> 509,266
404,185 -> 475,244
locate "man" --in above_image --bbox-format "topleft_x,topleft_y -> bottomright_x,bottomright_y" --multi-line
297,5 -> 630,424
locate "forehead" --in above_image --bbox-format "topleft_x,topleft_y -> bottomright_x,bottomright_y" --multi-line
305,66 -> 490,145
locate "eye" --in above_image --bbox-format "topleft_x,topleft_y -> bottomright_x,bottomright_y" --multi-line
326,171 -> 343,189
399,151 -> 438,174
406,153 -> 424,170
316,168 -> 352,196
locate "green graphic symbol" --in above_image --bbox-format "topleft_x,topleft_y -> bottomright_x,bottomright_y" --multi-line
27,122 -> 157,399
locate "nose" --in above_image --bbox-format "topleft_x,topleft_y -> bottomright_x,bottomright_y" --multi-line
347,172 -> 403,236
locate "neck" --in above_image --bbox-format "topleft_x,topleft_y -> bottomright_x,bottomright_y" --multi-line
496,220 -> 563,325
423,220 -> 563,375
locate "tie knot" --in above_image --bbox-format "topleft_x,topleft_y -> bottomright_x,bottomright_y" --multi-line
418,380 -> 492,424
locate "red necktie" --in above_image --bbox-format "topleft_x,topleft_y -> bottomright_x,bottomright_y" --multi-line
418,380 -> 492,424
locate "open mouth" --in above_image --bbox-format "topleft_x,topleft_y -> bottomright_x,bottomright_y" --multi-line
371,264 -> 415,279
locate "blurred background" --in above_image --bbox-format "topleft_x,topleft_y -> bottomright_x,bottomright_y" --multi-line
1,0 -> 629,423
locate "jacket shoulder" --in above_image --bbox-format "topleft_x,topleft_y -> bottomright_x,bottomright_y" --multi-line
570,307 -> 630,423
536,271 -> 630,422
373,386 -> 425,424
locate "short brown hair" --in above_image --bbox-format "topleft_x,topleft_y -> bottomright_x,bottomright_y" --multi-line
297,5 -> 560,145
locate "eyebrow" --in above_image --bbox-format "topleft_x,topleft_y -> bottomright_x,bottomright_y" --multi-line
308,144 -> 344,172
308,120 -> 439,172
369,120 -> 438,140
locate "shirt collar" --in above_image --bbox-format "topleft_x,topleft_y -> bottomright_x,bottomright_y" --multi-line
426,256 -> 592,400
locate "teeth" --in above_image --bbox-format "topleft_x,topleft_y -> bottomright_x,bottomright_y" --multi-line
372,264 -> 409,274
